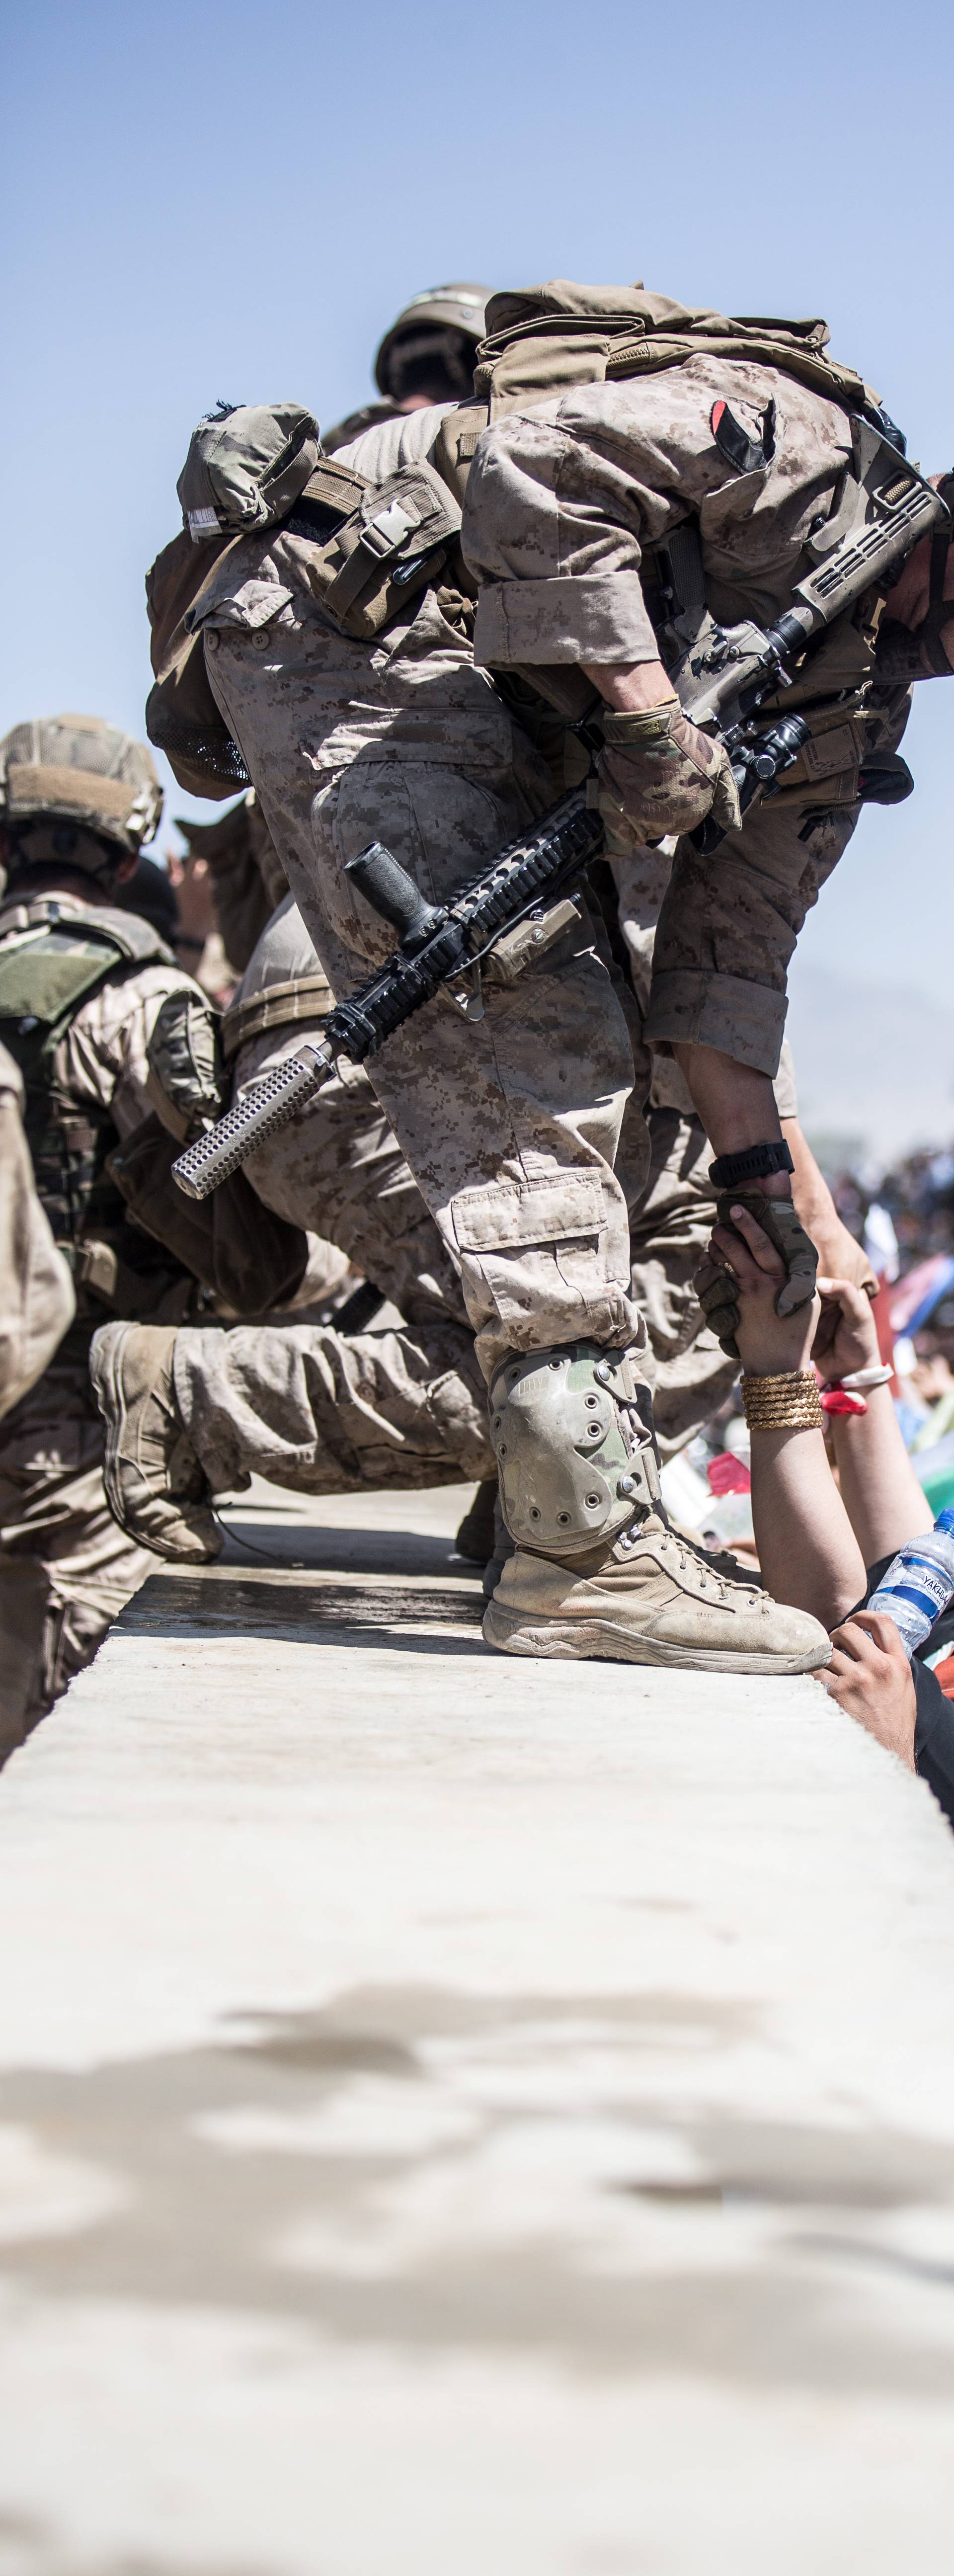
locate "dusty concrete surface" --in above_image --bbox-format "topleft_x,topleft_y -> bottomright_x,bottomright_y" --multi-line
0,1476 -> 954,2573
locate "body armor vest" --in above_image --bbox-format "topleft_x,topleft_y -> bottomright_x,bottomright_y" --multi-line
0,898 -> 192,1329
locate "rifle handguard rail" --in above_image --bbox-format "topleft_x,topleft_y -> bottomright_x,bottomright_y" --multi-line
172,792 -> 604,1201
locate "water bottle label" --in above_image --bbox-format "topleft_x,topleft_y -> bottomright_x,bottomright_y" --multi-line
883,1559 -> 954,1619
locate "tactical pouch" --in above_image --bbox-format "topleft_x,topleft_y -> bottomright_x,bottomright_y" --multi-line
295,458 -> 463,640
145,530 -> 250,801
176,402 -> 321,544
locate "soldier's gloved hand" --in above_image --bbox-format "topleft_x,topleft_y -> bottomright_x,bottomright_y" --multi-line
595,699 -> 741,842
695,1191 -> 819,1359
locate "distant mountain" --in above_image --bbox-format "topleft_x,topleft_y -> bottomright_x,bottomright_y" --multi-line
785,961 -> 954,1169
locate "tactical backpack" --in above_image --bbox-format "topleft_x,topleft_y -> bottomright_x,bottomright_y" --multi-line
148,402 -> 464,797
147,291 -> 899,796
0,902 -> 193,1323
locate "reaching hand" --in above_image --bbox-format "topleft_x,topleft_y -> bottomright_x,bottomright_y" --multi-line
811,1274 -> 884,1381
822,1610 -> 917,1770
698,1201 -> 819,1378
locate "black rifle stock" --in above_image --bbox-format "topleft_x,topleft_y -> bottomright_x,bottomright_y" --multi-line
173,418 -> 950,1200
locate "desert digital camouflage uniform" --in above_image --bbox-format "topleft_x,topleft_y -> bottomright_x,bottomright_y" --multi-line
92,362 -> 844,1672
0,1039 -> 75,1419
462,353 -> 912,1081
164,888 -> 493,1505
193,402 -> 650,1390
0,886 -> 210,1743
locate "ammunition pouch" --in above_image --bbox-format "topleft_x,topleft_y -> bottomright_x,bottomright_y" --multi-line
488,1339 -> 660,1558
293,458 -> 463,641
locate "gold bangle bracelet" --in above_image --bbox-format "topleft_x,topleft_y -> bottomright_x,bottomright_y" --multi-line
740,1369 -> 823,1433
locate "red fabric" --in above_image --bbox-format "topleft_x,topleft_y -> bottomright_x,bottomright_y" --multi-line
820,1388 -> 868,1416
707,1452 -> 751,1496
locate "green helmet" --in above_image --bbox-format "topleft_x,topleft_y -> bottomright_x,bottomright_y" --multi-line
0,714 -> 162,874
374,283 -> 492,404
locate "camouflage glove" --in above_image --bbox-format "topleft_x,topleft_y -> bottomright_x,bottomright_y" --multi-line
695,1192 -> 819,1360
146,989 -> 226,1144
596,699 -> 741,842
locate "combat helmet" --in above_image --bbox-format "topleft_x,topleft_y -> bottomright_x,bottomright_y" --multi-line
374,283 -> 492,405
0,714 -> 162,878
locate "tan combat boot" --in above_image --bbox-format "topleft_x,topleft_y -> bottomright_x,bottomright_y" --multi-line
90,1321 -> 222,1562
483,1519 -> 829,1673
483,1341 -> 830,1676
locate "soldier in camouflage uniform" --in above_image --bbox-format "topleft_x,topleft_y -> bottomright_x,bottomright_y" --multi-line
322,285 -> 491,456
0,717 -> 219,1746
93,329 -> 859,1673
92,888 -> 493,1563
0,1040 -> 75,1421
105,282 -> 938,1671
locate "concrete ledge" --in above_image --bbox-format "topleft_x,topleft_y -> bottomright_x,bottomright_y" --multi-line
0,1481 -> 954,2573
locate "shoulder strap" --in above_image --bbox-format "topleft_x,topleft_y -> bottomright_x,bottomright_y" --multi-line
0,917 -> 132,1048
431,404 -> 491,504
221,970 -> 334,1061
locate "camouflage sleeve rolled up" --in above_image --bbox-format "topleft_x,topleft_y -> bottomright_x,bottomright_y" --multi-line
462,360 -> 852,671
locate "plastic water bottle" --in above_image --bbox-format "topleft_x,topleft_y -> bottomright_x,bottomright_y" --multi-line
866,1507 -> 954,1657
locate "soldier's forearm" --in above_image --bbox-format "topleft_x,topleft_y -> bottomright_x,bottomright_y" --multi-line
581,657 -> 674,711
673,1044 -> 789,1191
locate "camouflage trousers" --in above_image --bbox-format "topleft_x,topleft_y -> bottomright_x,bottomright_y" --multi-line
172,1316 -> 494,1500
236,1020 -> 469,1333
0,1354 -> 152,1752
170,1135 -> 726,1505
201,564 -> 647,1383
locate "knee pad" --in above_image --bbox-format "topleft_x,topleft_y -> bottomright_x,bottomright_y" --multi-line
487,1341 -> 661,1557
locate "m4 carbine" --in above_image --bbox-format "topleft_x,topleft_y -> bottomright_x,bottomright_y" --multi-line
173,419 -> 949,1202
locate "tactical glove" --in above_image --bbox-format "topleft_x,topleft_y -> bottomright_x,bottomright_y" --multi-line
595,698 -> 741,842
695,1192 -> 819,1360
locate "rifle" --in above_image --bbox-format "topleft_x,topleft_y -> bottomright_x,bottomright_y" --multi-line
173,418 -> 948,1203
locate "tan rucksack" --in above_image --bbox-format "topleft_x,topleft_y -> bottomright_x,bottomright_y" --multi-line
432,278 -> 885,502
474,279 -> 880,418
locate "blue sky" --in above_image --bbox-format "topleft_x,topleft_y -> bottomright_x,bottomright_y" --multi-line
4,0 -> 953,1028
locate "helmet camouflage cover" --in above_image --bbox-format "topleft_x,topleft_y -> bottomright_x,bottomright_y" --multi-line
0,714 -> 162,866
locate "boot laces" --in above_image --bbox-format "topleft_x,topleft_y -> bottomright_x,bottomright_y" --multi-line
664,1529 -> 735,1601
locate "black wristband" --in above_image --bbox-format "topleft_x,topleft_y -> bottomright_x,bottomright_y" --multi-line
708,1138 -> 795,1190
